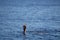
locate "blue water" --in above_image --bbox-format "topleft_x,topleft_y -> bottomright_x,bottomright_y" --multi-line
0,0 -> 60,40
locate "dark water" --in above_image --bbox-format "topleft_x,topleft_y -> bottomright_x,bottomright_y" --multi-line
0,20 -> 60,40
0,0 -> 60,40
0,30 -> 60,40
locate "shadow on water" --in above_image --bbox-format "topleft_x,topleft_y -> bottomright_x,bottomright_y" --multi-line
23,35 -> 26,40
23,31 -> 26,35
13,31 -> 26,40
